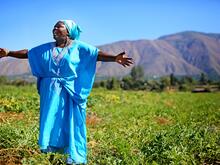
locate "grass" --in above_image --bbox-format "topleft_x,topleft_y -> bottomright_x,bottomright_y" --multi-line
0,85 -> 219,164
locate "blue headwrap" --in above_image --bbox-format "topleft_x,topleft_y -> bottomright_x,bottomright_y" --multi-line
61,20 -> 82,40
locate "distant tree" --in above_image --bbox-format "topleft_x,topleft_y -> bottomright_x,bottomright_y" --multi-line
160,76 -> 170,91
100,80 -> 106,88
185,76 -> 194,84
218,81 -> 220,90
121,76 -> 133,90
132,79 -> 146,90
207,79 -> 213,85
147,80 -> 161,91
130,66 -> 144,81
10,79 -> 30,86
179,84 -> 190,91
178,76 -> 195,91
0,76 -> 8,84
199,73 -> 208,85
170,73 -> 178,86
106,77 -> 120,90
179,76 -> 195,85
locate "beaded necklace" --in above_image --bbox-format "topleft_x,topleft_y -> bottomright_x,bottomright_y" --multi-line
52,39 -> 73,66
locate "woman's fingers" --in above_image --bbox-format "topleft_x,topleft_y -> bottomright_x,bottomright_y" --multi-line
121,60 -> 134,67
117,51 -> 126,56
116,51 -> 134,67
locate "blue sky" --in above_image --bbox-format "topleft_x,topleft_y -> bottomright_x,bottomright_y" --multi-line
0,0 -> 220,50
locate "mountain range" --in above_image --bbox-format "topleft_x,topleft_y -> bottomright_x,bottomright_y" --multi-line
1,31 -> 220,79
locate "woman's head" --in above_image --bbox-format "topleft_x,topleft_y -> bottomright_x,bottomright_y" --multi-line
53,20 -> 82,41
52,21 -> 69,41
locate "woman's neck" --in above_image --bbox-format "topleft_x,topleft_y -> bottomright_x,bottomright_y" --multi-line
55,38 -> 72,48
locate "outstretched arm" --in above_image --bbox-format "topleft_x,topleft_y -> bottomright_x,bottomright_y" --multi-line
97,50 -> 134,67
0,48 -> 28,59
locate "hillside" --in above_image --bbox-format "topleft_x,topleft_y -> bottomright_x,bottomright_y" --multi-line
1,31 -> 220,79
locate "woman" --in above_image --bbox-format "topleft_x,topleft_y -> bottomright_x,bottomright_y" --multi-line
0,20 -> 133,164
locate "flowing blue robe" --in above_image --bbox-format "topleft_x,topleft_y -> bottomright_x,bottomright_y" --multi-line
28,40 -> 99,164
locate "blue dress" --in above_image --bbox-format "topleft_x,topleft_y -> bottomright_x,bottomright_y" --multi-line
28,40 -> 99,164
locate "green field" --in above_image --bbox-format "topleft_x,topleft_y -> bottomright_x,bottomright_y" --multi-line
0,85 -> 219,164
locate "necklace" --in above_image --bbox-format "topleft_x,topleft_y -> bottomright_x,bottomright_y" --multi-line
52,39 -> 73,66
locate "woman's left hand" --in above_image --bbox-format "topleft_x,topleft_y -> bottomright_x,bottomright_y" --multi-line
115,52 -> 134,67
0,48 -> 9,58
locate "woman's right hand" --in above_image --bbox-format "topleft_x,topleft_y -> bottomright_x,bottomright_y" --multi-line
0,48 -> 9,58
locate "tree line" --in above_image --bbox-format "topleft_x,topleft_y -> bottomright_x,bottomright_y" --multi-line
93,66 -> 220,92
0,66 -> 220,92
0,76 -> 34,86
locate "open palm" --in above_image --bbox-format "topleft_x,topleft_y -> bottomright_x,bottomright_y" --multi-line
115,52 -> 134,67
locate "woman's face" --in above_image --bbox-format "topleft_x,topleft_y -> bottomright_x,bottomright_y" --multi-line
52,21 -> 69,41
